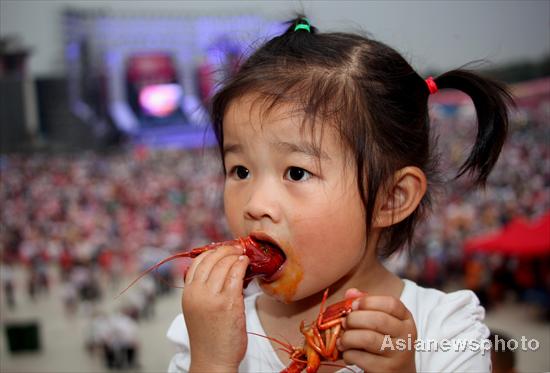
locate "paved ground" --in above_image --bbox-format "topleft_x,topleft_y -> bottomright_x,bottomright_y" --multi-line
1,266 -> 549,373
1,267 -> 179,373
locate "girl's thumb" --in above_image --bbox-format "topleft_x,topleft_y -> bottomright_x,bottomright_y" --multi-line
344,288 -> 365,299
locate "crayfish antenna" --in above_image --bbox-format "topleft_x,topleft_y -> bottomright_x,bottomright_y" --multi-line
276,347 -> 295,355
115,252 -> 190,299
247,332 -> 297,354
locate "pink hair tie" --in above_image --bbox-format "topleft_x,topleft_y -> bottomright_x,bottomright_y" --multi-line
425,76 -> 438,95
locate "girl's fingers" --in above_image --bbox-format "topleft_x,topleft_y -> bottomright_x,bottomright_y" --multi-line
345,310 -> 402,337
222,255 -> 249,295
187,246 -> 243,284
184,250 -> 214,284
345,288 -> 366,300
205,254 -> 240,293
354,295 -> 410,321
339,329 -> 387,355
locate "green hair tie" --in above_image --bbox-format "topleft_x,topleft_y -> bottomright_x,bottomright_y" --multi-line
294,18 -> 311,33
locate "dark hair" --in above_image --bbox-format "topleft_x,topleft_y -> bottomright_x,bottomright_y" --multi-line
211,15 -> 513,257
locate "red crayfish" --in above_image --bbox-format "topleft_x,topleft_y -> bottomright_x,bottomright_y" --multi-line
252,288 -> 362,373
118,236 -> 285,296
119,237 -> 360,373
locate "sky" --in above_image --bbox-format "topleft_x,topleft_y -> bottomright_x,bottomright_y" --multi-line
1,0 -> 549,76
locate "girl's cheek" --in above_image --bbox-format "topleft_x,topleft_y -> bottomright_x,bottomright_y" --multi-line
223,190 -> 242,234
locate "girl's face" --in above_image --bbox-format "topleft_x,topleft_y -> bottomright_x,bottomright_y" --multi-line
223,95 -> 367,302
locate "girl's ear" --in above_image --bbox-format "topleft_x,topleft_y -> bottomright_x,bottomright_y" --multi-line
373,166 -> 427,228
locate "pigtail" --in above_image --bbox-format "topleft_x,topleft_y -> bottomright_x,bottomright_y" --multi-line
257,15 -> 318,59
282,15 -> 318,35
434,70 -> 514,186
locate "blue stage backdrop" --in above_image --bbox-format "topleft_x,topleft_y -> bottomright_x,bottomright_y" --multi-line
63,9 -> 284,149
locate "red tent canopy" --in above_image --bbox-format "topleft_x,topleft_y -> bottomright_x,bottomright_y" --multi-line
464,212 -> 550,257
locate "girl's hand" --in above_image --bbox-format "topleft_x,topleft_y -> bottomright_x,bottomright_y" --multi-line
182,245 -> 250,373
338,288 -> 417,373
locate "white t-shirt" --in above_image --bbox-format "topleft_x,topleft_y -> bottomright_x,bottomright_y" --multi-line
166,279 -> 491,372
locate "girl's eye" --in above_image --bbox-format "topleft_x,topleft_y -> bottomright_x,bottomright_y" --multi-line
285,167 -> 311,182
230,165 -> 250,180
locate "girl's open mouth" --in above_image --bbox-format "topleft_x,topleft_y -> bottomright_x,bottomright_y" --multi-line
248,233 -> 287,282
262,259 -> 285,283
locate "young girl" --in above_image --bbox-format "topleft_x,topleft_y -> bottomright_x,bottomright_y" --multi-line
166,16 -> 512,373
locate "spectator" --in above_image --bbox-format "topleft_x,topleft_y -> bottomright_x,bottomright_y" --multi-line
489,331 -> 517,373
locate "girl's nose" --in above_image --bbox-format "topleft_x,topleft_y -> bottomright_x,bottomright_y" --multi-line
243,182 -> 281,223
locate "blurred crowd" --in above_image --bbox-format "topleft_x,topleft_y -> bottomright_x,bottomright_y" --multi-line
1,93 -> 549,366
0,147 -> 227,368
398,100 -> 550,317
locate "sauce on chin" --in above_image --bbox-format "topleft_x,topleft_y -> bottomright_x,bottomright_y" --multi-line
260,247 -> 303,303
